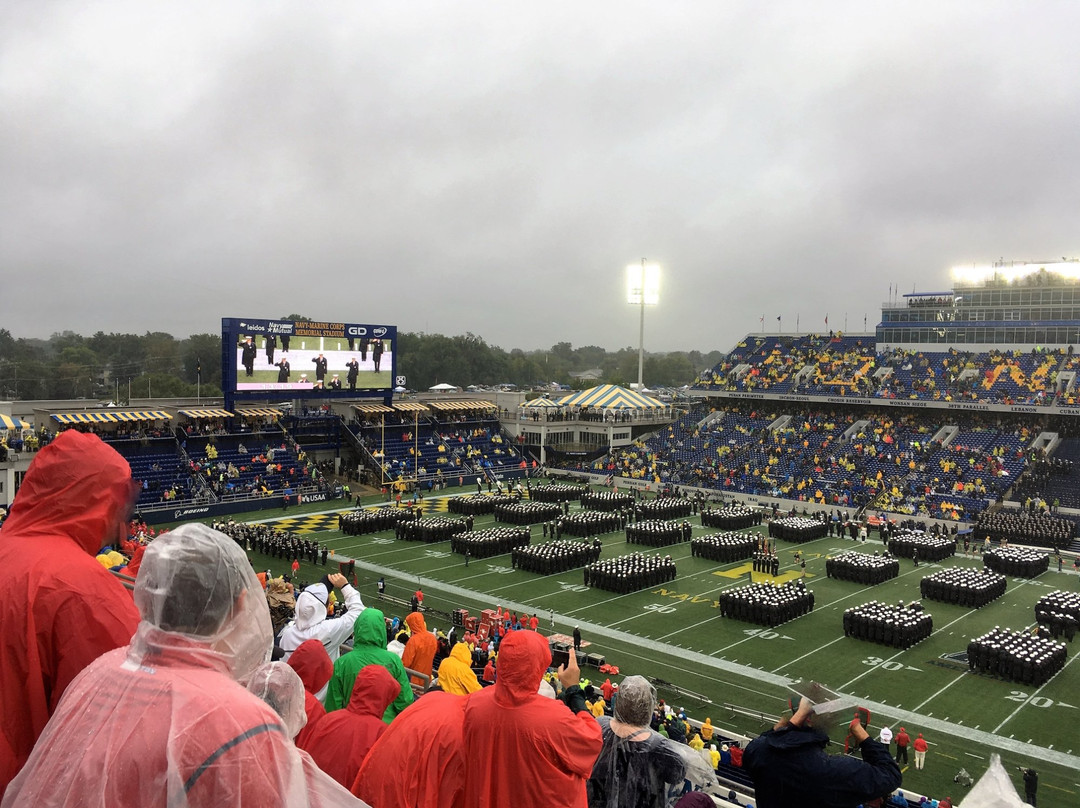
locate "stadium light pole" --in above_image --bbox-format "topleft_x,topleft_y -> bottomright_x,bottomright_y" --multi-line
626,259 -> 660,390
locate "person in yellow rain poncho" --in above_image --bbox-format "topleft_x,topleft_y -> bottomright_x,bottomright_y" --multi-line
437,642 -> 482,695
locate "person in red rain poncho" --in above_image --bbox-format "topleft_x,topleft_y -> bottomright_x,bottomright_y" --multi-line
462,629 -> 602,808
601,678 -> 615,703
286,638 -> 334,747
353,691 -> 467,808
299,664 -> 401,789
1,523 -> 361,808
0,431 -> 141,793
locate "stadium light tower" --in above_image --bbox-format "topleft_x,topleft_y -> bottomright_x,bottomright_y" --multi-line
626,259 -> 660,390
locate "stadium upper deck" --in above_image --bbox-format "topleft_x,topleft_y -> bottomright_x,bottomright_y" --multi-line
692,261 -> 1080,416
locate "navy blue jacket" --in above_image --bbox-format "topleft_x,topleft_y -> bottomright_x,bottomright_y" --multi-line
743,725 -> 902,808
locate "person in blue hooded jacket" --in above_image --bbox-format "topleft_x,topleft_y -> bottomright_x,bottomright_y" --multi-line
743,698 -> 901,808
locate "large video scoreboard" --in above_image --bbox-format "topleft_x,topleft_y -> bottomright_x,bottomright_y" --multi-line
221,317 -> 398,403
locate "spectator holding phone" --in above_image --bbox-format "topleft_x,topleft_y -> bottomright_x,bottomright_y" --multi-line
743,697 -> 902,808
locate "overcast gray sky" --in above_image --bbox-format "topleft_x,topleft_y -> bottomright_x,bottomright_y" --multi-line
3,1 -> 1079,353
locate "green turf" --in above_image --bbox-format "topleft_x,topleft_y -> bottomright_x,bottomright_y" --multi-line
173,487 -> 1080,805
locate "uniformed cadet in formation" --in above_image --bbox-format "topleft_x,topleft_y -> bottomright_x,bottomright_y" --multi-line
887,530 -> 956,563
717,580 -> 814,628
580,490 -> 634,510
700,504 -> 761,530
493,501 -> 561,525
690,532 -> 756,563
768,515 -> 829,543
212,520 -> 326,566
448,493 -> 518,516
967,626 -> 1067,686
339,507 -> 414,536
842,600 -> 932,649
583,552 -> 676,594
982,546 -> 1050,578
557,509 -> 626,538
396,515 -> 469,543
975,510 -> 1073,551
512,539 -> 603,574
920,567 -> 1007,608
1034,590 -> 1079,642
625,519 -> 693,548
528,482 -> 590,503
450,526 -> 531,559
634,497 -> 693,521
826,551 -> 900,585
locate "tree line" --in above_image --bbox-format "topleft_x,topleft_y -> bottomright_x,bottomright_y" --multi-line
0,325 -> 723,402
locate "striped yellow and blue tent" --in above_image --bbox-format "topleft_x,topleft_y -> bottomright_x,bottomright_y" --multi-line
520,396 -> 561,408
52,411 -> 172,425
0,414 -> 29,430
555,384 -> 665,410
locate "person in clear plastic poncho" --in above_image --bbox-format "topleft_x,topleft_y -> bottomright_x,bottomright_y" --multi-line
587,675 -> 687,808
2,523 -> 368,808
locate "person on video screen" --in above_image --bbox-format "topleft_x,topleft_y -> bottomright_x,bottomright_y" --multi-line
265,334 -> 277,365
371,340 -> 383,373
239,337 -> 256,377
346,358 -> 360,391
328,375 -> 342,390
276,358 -> 291,383
312,353 -> 328,383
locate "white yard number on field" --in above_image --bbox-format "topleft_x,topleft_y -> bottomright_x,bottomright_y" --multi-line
862,657 -> 913,672
1005,691 -> 1066,708
643,603 -> 677,614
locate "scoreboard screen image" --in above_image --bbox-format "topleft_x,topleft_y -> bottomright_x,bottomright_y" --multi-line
222,317 -> 397,400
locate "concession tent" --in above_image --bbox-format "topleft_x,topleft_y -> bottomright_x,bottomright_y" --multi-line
51,410 -> 172,424
176,408 -> 234,419
520,396 -> 561,409
428,383 -> 461,392
0,414 -> 29,430
426,400 -> 496,412
556,384 -> 668,413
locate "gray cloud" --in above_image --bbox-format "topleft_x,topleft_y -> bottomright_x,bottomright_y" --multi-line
2,1 -> 1079,353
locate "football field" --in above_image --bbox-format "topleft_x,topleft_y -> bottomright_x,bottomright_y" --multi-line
220,487 -> 1080,805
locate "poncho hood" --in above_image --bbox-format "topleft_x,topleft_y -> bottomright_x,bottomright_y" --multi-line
347,664 -> 401,718
492,630 -> 550,707
287,638 -> 333,695
3,431 -> 135,555
352,607 -> 388,649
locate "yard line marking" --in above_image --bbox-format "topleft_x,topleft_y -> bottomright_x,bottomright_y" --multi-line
913,670 -> 969,713
770,635 -> 846,673
992,646 -> 1080,734
838,609 -> 978,691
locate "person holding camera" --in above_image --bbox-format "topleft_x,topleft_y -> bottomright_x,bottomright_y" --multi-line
1021,767 -> 1038,806
743,697 -> 902,808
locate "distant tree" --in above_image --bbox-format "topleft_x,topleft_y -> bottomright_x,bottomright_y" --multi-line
181,333 -> 222,388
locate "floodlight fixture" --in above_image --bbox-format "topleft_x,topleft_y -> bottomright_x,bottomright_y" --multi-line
626,260 -> 661,390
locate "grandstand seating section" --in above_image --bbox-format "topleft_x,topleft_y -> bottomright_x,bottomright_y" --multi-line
350,413 -> 524,486
694,340 -> 1080,407
595,402 -> 1045,520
